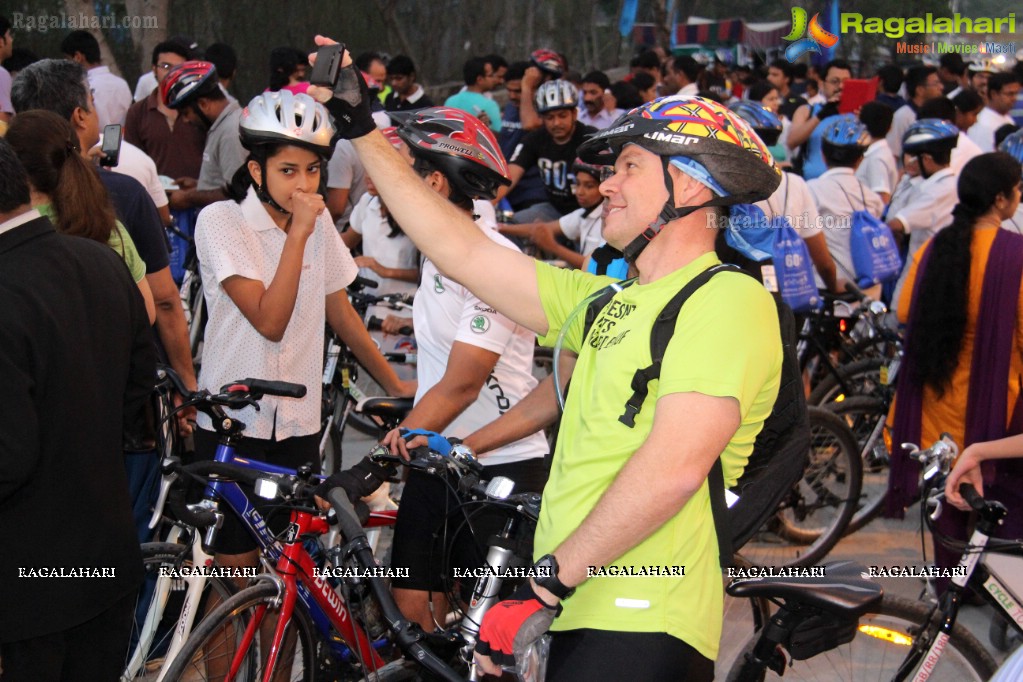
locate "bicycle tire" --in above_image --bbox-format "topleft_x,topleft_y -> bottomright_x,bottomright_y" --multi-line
826,396 -> 891,534
161,580 -> 316,682
808,357 -> 888,405
321,418 -> 344,476
725,594 -> 997,681
739,408 -> 861,568
123,541 -> 237,680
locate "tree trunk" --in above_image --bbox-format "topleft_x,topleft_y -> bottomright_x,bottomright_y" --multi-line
125,0 -> 169,78
373,0 -> 415,65
62,0 -> 121,75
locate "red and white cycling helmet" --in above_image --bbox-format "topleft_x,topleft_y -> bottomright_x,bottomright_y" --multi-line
530,49 -> 566,77
161,61 -> 220,109
392,106 -> 510,200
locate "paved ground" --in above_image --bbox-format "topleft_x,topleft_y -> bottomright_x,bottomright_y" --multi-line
339,427 -> 1021,675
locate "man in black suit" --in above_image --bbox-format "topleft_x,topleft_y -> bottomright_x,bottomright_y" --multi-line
0,137 -> 155,681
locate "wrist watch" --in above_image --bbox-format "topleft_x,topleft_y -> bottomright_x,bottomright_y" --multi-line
533,554 -> 575,600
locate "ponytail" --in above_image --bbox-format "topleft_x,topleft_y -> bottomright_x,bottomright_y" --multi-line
906,152 -> 1022,395
52,152 -> 116,245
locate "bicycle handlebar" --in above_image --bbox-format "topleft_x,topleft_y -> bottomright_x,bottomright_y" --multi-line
227,378 -> 306,399
348,274 -> 380,293
368,315 -> 414,336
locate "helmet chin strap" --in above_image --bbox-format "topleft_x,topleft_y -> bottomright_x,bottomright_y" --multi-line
620,157 -> 757,263
915,154 -> 934,180
255,160 -> 291,216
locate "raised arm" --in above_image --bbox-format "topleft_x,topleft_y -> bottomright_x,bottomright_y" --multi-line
309,38 -> 550,336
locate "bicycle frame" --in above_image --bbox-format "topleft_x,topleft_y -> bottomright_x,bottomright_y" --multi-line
900,518 -> 1023,681
197,442 -> 392,672
138,444 -> 396,680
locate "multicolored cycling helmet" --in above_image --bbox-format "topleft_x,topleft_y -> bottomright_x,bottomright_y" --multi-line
820,114 -> 869,148
381,125 -> 404,150
902,118 -> 960,156
728,100 -> 783,147
240,90 -> 335,157
999,128 -> 1023,165
571,157 -> 611,182
530,49 -> 566,77
577,95 -> 780,259
392,106 -> 511,200
161,61 -> 220,109
535,80 -> 579,114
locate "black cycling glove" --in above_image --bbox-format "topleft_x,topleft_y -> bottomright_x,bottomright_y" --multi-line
816,101 -> 841,121
315,455 -> 393,509
322,60 -> 377,140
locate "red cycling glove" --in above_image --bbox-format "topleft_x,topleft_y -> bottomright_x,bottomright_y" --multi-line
474,581 -> 561,670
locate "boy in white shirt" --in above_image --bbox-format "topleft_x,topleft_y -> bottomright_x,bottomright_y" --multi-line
856,102 -> 898,204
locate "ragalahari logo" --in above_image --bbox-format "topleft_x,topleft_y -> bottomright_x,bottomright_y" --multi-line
783,7 -> 839,62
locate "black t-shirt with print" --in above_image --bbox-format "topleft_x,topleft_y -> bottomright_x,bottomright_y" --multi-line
509,123 -> 597,215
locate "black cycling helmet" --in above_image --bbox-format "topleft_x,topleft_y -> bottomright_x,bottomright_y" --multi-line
161,60 -> 220,109
571,157 -> 610,182
535,80 -> 579,114
577,95 -> 780,260
392,106 -> 511,201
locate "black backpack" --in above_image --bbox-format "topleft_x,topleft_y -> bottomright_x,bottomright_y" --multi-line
581,263 -> 809,567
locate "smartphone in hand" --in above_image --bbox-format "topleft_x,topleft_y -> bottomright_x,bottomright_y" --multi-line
99,124 -> 122,167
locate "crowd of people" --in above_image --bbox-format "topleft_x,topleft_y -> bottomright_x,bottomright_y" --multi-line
4,14 -> 1023,680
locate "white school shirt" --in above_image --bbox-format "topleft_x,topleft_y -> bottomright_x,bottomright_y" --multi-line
755,171 -> 823,241
195,188 -> 358,439
348,193 -> 419,298
100,136 -> 169,209
889,167 -> 958,311
968,107 -> 1015,153
807,168 -> 884,283
756,171 -> 826,286
951,131 -> 983,175
558,205 -> 604,257
134,71 -> 158,102
412,221 -> 547,467
88,65 -> 133,127
887,104 -> 917,160
856,139 -> 898,197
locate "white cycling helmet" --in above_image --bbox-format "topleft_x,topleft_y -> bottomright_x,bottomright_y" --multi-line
535,79 -> 579,114
240,90 -> 335,157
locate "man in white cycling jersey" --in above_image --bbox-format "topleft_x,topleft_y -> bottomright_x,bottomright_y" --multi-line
376,107 -> 548,631
309,39 -> 782,681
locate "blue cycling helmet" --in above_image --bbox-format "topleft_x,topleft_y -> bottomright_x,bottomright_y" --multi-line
820,114 -> 869,148
728,101 -> 783,146
1000,128 -> 1023,165
903,118 -> 959,156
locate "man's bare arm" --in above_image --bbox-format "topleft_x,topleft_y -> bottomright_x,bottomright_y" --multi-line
536,391 -> 740,599
351,131 -> 549,335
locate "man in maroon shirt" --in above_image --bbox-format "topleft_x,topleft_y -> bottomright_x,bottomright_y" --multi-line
124,41 -> 206,181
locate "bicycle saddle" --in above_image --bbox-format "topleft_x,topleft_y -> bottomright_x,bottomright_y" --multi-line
357,396 -> 414,421
726,560 -> 883,618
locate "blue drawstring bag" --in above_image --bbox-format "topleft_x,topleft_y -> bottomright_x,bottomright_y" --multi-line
727,204 -> 821,314
836,183 -> 902,287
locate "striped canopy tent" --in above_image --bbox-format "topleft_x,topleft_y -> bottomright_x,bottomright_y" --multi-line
632,17 -> 790,50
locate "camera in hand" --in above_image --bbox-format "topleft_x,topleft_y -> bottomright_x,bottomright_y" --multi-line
309,43 -> 344,88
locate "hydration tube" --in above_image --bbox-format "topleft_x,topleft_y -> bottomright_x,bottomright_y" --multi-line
552,279 -> 629,412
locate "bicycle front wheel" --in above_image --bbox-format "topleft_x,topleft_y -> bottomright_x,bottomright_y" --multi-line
123,541 -> 236,680
725,595 -> 996,681
161,580 -> 316,682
